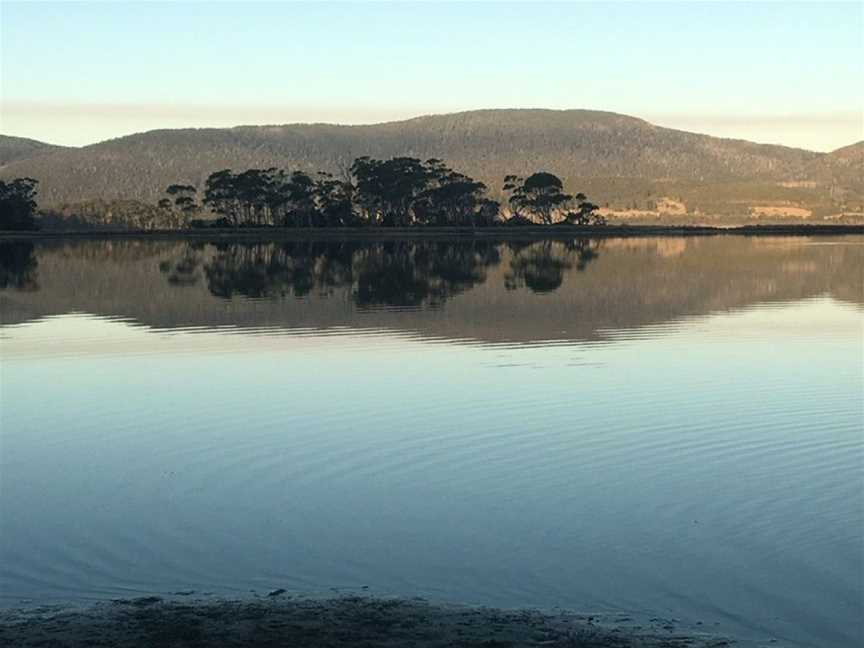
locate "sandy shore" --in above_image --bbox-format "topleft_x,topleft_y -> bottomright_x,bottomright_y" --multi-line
0,594 -> 749,647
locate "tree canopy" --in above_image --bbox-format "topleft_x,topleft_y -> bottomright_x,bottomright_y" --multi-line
504,172 -> 573,225
161,159 -> 605,229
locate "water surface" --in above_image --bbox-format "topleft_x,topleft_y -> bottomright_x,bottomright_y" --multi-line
1,236 -> 862,647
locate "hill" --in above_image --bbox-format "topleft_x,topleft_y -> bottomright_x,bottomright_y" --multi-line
1,110 -> 861,220
797,141 -> 864,188
0,135 -> 68,167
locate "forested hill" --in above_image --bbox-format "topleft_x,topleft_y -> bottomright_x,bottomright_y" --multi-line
0,135 -> 68,167
797,141 -> 864,187
0,110 -> 861,217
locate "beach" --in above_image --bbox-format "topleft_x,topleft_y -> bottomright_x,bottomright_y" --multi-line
0,594 -> 742,647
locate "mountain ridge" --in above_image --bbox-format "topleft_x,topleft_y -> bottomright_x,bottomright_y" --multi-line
0,135 -> 69,167
4,108 -> 856,158
1,109 -> 861,218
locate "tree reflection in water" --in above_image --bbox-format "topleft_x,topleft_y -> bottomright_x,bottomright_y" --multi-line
156,239 -> 600,307
505,239 -> 601,293
0,242 -> 39,291
353,241 -> 501,308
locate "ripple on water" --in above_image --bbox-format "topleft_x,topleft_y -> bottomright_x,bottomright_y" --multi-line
1,294 -> 862,648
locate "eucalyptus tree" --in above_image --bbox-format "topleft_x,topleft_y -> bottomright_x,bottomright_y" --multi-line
503,172 -> 572,224
158,184 -> 200,228
0,177 -> 39,231
234,169 -> 274,226
351,156 -> 433,226
476,198 -> 501,226
284,171 -> 317,227
314,172 -> 356,227
564,192 -> 605,225
202,168 -> 332,227
203,170 -> 242,226
414,160 -> 489,226
166,184 -> 198,211
564,202 -> 605,225
262,168 -> 291,225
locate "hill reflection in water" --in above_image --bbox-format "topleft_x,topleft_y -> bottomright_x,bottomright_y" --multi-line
1,236 -> 861,344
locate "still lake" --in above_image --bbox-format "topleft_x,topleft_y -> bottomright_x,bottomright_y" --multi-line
0,235 -> 861,646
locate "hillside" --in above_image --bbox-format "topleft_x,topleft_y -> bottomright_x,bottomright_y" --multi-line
0,135 -> 68,167
1,110 -> 861,220
797,141 -> 864,188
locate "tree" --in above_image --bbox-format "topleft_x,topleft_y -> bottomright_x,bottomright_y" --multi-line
282,171 -> 317,227
564,193 -> 606,225
203,170 -> 242,226
416,176 -> 485,225
414,161 -> 490,226
234,169 -> 274,226
350,157 -> 493,227
503,172 -> 572,224
477,198 -> 501,226
0,178 -> 39,231
201,167 -> 346,228
351,156 -> 432,226
202,169 -> 284,226
159,184 -> 200,228
315,172 -> 356,226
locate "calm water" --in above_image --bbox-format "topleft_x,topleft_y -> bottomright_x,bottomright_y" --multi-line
1,236 -> 862,647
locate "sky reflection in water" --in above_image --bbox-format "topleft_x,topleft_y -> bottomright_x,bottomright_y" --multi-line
1,236 -> 862,648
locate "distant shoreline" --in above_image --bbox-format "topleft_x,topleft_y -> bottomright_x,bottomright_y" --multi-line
2,223 -> 863,241
0,594 -> 745,648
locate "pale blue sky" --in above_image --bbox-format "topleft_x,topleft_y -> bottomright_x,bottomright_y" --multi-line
1,1 -> 862,150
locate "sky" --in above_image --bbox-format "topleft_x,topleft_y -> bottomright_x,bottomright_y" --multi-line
1,1 -> 862,151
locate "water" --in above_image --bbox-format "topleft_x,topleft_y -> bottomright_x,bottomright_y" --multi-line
1,236 -> 862,647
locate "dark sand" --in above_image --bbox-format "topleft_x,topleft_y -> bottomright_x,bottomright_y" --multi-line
0,595 -> 751,647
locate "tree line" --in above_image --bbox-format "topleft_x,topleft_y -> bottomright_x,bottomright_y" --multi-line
0,159 -> 607,231
158,157 -> 606,228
